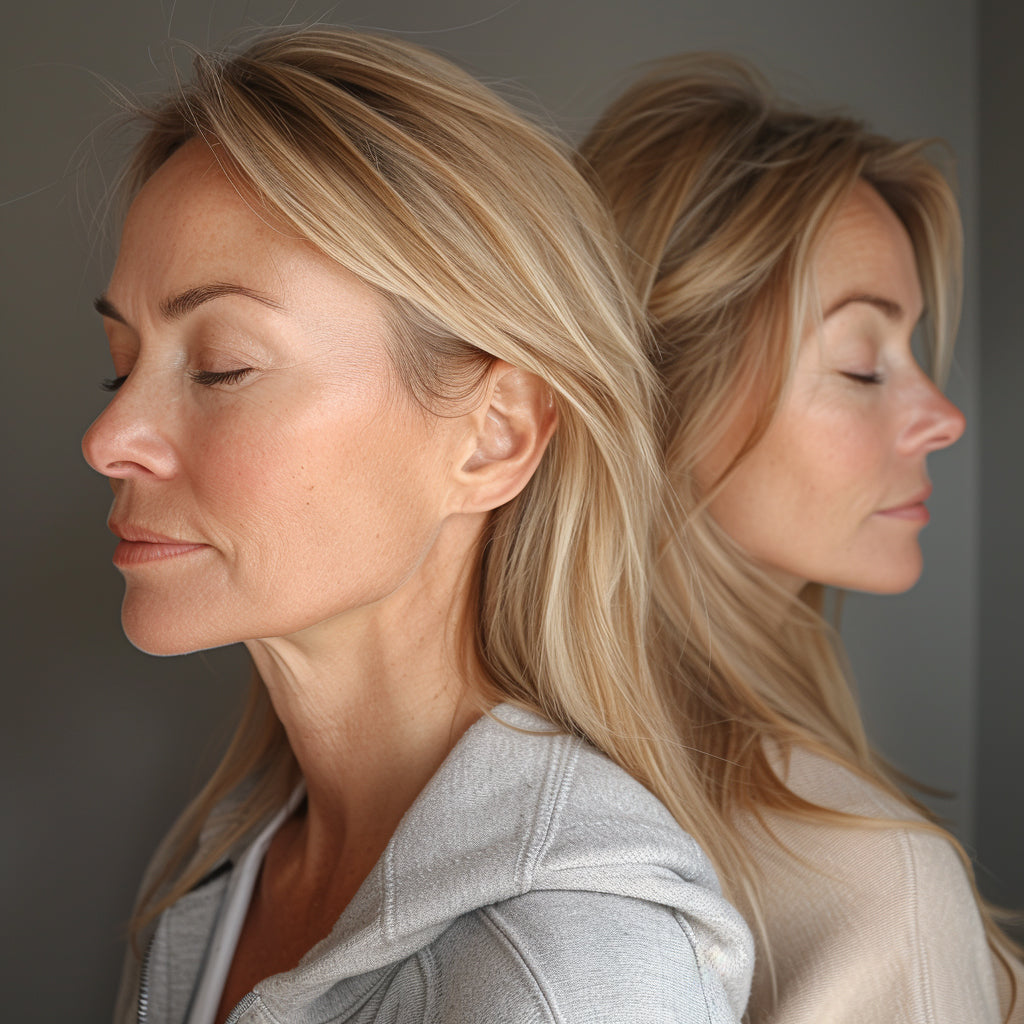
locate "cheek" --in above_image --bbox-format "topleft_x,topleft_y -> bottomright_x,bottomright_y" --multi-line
708,404 -> 883,541
192,398 -> 449,584
188,413 -> 309,540
794,402 -> 889,503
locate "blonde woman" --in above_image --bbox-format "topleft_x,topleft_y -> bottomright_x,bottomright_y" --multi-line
84,27 -> 753,1024
579,55 -> 1023,1024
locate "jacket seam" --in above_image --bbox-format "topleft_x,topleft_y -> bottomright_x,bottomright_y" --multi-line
514,736 -> 581,889
229,994 -> 281,1024
898,825 -> 937,1022
417,945 -> 439,1022
478,905 -> 562,1022
671,911 -> 718,1024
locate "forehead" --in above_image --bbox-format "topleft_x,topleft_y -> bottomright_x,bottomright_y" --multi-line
109,140 -> 385,326
114,141 -> 292,282
813,179 -> 922,314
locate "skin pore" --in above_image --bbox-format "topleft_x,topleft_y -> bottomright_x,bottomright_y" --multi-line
697,181 -> 965,596
81,141 -> 556,1019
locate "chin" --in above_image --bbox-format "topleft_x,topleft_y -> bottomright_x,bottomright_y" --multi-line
120,598 -> 230,657
839,550 -> 924,595
122,625 -> 222,658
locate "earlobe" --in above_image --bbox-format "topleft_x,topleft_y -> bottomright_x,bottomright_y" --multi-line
453,362 -> 557,513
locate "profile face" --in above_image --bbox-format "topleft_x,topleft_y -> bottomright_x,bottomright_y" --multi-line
82,142 -> 471,655
698,180 -> 965,595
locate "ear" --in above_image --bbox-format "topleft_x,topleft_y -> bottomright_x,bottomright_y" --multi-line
449,360 -> 558,514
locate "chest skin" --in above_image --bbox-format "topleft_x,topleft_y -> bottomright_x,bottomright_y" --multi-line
214,815 -> 385,1023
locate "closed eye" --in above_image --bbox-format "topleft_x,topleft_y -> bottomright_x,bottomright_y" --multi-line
100,375 -> 128,392
189,367 -> 256,387
841,370 -> 883,385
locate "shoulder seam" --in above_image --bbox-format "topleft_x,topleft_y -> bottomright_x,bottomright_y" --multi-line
671,909 -> 719,1024
514,735 -> 581,889
478,904 -> 562,1022
898,825 -> 937,1022
417,942 -> 439,1022
481,898 -> 720,1024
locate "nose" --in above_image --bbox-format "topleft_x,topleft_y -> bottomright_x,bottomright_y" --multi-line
898,375 -> 966,455
81,377 -> 178,480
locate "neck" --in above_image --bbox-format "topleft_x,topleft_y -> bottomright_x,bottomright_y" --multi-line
244,512 -> 488,894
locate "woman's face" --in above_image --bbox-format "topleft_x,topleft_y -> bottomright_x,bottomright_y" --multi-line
83,142 -> 475,655
697,180 -> 965,595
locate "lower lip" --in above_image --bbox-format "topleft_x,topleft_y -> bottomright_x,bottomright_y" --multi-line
876,502 -> 930,523
113,540 -> 208,567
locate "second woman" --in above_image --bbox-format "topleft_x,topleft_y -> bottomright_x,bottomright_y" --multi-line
581,53 -> 1022,1024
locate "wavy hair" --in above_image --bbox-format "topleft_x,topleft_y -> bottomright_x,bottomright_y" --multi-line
115,27 -> 730,951
579,52 -> 1020,1013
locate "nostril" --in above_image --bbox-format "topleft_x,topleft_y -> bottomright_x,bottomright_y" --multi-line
927,398 -> 965,451
81,405 -> 175,480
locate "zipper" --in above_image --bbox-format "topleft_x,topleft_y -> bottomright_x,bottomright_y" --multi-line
135,932 -> 258,1024
136,933 -> 156,1024
223,991 -> 259,1024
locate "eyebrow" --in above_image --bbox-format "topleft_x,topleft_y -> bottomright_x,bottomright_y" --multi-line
823,293 -> 906,322
93,283 -> 284,324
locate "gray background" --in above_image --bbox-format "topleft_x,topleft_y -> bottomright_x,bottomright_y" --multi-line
1,1 -> 1019,1019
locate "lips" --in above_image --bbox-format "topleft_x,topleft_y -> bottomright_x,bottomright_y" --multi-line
875,486 -> 932,522
109,521 -> 208,567
110,522 -> 190,544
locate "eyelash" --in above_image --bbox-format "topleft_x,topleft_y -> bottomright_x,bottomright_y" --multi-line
99,367 -> 255,391
188,367 -> 256,387
841,371 -> 883,386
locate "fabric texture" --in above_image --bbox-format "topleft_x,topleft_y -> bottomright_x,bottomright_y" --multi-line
735,744 -> 1023,1024
115,704 -> 753,1024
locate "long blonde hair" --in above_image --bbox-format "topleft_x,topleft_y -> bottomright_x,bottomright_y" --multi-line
579,52 -> 1020,1006
116,27 -> 727,949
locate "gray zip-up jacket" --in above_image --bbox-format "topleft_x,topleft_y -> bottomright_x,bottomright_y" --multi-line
115,705 -> 753,1023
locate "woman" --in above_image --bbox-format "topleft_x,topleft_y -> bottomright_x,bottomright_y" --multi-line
82,27 -> 753,1024
579,55 -> 1023,1023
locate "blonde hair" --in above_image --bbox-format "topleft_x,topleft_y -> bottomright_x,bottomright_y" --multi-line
117,26 -> 730,952
579,52 -> 1021,1010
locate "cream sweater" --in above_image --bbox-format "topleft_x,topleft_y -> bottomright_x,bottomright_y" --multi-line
735,746 -> 1022,1024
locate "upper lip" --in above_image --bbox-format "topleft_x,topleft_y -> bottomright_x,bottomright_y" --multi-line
108,521 -> 199,545
879,485 -> 932,512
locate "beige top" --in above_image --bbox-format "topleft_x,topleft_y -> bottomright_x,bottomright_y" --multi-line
734,746 -> 1022,1024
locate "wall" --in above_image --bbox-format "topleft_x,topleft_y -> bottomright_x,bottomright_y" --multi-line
0,1 -> 986,1019
976,0 -> 1024,918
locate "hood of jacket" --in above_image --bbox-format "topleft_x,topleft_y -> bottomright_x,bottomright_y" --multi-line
131,704 -> 752,1022
258,705 -> 750,1016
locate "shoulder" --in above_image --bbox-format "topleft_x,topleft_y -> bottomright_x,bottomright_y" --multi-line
764,745 -> 977,899
375,705 -> 751,1021
426,704 -> 724,891
480,705 -> 718,883
426,888 -> 735,1024
488,706 -> 752,1017
741,746 -> 1003,1024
